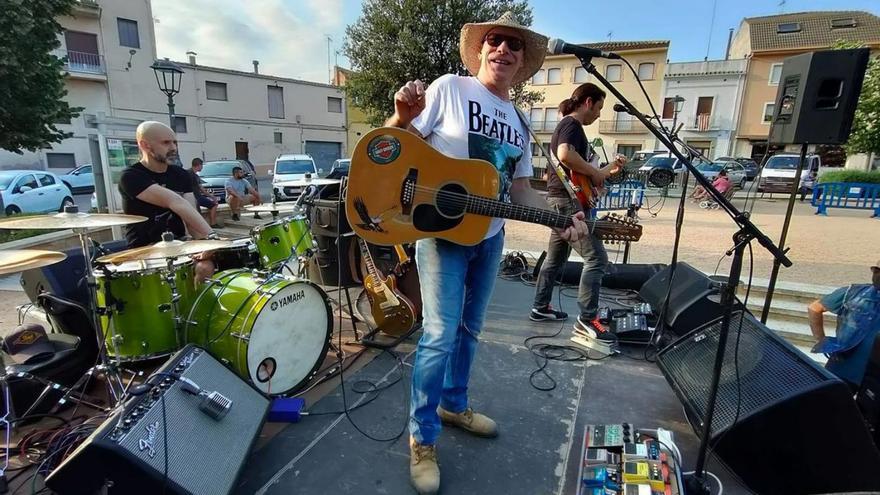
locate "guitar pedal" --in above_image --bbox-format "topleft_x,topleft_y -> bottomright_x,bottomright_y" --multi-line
597,307 -> 611,324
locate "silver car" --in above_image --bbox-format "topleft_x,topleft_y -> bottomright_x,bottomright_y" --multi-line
0,170 -> 75,215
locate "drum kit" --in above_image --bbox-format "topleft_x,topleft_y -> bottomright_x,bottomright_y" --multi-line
0,196 -> 339,407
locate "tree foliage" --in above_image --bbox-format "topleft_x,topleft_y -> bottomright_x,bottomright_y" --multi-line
833,40 -> 880,157
343,0 -> 544,126
0,0 -> 81,153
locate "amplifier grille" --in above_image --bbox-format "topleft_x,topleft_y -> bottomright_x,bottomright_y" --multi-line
658,311 -> 828,437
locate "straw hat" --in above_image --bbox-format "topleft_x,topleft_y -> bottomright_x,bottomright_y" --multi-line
459,11 -> 548,86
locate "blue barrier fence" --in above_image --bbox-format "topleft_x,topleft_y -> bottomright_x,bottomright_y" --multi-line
592,180 -> 645,217
811,182 -> 880,217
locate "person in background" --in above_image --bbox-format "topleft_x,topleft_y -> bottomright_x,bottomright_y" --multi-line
224,166 -> 261,221
189,158 -> 219,228
530,83 -> 623,346
809,260 -> 880,390
691,169 -> 731,202
800,170 -> 817,202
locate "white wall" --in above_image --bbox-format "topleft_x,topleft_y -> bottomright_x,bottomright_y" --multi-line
662,70 -> 746,158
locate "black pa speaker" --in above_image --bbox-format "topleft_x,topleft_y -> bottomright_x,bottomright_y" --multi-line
45,345 -> 270,495
658,312 -> 880,494
638,262 -> 740,337
769,48 -> 870,145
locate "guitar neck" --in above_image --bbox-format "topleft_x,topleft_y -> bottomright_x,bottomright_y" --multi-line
461,194 -> 575,230
357,238 -> 382,281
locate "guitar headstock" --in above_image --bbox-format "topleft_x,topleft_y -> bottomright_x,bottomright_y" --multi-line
594,213 -> 643,243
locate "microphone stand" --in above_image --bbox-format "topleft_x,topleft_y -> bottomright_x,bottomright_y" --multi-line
576,54 -> 792,495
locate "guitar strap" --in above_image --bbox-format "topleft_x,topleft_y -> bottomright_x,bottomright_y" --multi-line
514,107 -> 585,213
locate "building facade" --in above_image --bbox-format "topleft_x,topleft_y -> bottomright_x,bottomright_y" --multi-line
0,0 -> 347,175
333,67 -> 375,155
662,59 -> 748,160
728,10 -> 880,164
526,41 -> 670,175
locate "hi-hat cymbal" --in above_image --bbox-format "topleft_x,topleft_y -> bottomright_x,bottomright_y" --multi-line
245,203 -> 305,213
275,178 -> 341,187
0,212 -> 147,230
0,250 -> 67,275
97,239 -> 233,264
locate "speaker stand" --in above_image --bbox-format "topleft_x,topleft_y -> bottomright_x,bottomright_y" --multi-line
760,142 -> 808,324
683,229 -> 751,495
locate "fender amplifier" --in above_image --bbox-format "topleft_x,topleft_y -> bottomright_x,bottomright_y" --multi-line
45,345 -> 270,495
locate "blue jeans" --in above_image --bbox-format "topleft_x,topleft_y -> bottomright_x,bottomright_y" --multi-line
533,197 -> 608,319
409,230 -> 504,445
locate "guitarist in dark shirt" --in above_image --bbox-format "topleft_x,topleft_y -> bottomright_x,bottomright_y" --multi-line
531,83 -> 623,342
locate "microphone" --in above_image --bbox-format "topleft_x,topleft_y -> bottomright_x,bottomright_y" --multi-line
547,38 -> 621,60
613,103 -> 630,114
178,377 -> 232,421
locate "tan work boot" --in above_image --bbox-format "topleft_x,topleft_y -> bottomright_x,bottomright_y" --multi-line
437,406 -> 498,438
410,436 -> 440,494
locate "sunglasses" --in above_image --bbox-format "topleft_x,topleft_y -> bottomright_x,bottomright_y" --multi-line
484,33 -> 524,52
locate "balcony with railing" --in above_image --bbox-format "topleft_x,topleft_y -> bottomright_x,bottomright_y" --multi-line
599,118 -> 647,134
660,114 -> 720,132
55,50 -> 106,78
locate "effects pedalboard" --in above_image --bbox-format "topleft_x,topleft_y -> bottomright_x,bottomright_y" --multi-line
577,424 -> 682,495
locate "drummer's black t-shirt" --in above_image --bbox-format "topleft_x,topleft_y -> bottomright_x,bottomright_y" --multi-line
119,162 -> 193,247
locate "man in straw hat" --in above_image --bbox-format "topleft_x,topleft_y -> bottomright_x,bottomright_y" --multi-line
809,260 -> 880,390
386,11 -> 589,494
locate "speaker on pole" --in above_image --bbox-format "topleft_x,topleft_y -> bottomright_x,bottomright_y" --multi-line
769,48 -> 869,145
658,312 -> 880,494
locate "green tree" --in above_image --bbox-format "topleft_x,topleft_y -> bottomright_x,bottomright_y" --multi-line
343,0 -> 544,126
833,40 -> 880,157
0,0 -> 81,153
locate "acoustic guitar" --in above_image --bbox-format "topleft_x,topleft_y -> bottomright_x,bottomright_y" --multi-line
357,237 -> 417,337
346,127 -> 642,246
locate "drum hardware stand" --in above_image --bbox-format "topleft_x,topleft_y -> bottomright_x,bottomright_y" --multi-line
69,213 -> 127,405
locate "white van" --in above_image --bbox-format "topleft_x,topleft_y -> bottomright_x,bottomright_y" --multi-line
271,154 -> 319,201
757,153 -> 822,193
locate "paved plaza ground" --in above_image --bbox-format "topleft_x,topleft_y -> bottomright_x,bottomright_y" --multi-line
505,189 -> 879,289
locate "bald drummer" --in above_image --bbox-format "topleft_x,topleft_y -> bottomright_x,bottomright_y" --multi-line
118,121 -> 215,282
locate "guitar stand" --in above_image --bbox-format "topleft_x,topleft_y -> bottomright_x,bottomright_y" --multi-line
360,321 -> 421,350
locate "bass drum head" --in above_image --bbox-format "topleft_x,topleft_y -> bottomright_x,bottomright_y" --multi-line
246,280 -> 331,395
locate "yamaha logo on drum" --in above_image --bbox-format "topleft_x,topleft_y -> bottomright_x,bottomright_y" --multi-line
270,290 -> 306,311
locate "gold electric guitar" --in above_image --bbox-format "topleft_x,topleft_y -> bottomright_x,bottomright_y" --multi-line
358,238 -> 417,337
346,127 -> 643,246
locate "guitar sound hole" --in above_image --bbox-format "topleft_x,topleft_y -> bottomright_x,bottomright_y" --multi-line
436,183 -> 467,218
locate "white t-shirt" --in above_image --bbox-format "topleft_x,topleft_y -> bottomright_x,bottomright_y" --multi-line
411,75 -> 533,240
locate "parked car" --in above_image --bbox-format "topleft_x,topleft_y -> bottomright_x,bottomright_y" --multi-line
625,150 -> 665,172
271,154 -> 319,201
326,158 -> 350,179
0,170 -> 74,215
695,161 -> 748,188
197,159 -> 258,203
59,164 -> 95,194
717,157 -> 759,180
757,153 -> 823,194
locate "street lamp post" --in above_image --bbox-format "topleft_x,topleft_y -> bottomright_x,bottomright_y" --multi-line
671,95 -> 686,135
150,58 -> 184,128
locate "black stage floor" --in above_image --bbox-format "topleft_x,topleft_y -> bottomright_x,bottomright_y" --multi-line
234,279 -> 752,494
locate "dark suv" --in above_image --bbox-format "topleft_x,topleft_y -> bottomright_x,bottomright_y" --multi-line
197,160 -> 259,203
717,156 -> 759,180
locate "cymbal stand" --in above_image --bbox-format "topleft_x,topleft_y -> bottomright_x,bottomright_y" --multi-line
72,226 -> 126,405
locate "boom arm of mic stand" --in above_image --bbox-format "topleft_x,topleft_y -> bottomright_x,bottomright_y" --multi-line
577,55 -> 791,267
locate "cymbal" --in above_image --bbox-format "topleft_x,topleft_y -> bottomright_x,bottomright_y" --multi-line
275,178 -> 341,187
0,250 -> 67,275
0,212 -> 147,230
245,203 -> 305,213
97,239 -> 233,264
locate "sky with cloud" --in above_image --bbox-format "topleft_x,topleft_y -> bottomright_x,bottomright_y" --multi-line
152,0 -> 361,84
152,0 -> 880,85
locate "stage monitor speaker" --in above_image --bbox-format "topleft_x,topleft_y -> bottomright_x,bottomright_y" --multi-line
638,262 -> 740,337
45,345 -> 270,495
657,312 -> 880,494
769,48 -> 869,145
